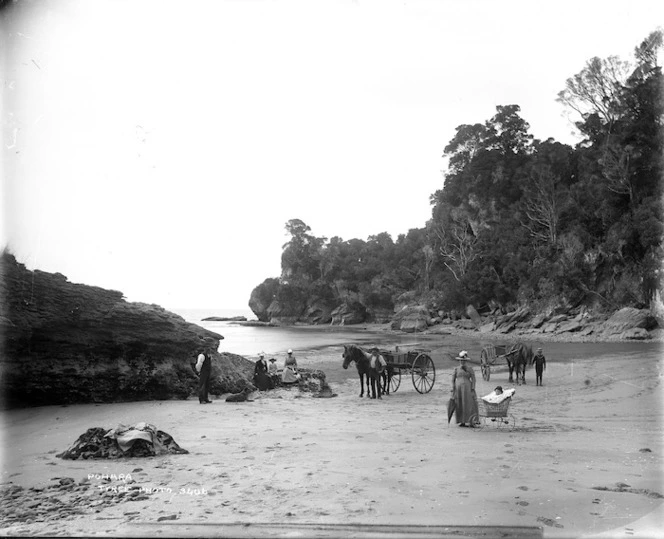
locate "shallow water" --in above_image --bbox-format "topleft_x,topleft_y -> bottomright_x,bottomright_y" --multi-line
183,314 -> 663,390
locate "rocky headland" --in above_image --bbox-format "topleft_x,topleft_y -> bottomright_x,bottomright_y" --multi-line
0,253 -> 256,408
249,282 -> 662,343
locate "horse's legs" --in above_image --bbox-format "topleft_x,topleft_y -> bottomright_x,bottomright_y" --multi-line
508,362 -> 514,383
362,373 -> 370,397
359,373 -> 364,397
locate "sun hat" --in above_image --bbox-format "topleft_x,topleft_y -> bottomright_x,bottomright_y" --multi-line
259,351 -> 265,357
536,347 -> 543,352
269,358 -> 276,362
287,349 -> 293,354
370,346 -> 379,353
456,350 -> 469,360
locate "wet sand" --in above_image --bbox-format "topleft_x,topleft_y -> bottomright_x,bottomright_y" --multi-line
0,345 -> 662,538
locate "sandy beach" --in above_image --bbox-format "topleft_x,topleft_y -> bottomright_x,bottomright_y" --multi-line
1,343 -> 662,538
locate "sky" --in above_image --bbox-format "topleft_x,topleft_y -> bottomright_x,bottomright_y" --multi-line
2,0 -> 663,311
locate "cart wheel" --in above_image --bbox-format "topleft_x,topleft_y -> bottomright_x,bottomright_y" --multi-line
480,349 -> 491,381
412,353 -> 435,393
481,363 -> 490,381
388,369 -> 401,393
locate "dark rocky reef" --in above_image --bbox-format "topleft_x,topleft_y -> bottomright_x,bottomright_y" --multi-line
0,252 -> 254,408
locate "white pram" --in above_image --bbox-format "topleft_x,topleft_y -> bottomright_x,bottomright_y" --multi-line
474,387 -> 516,429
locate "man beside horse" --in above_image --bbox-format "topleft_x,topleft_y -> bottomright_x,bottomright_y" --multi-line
369,347 -> 388,400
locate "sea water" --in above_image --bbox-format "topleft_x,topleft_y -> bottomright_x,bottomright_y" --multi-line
168,307 -> 663,374
170,306 -> 398,357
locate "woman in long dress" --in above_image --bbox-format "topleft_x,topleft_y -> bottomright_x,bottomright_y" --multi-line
253,352 -> 272,391
451,350 -> 479,427
281,349 -> 300,384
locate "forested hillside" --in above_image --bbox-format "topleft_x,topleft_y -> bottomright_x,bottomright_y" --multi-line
249,31 -> 663,325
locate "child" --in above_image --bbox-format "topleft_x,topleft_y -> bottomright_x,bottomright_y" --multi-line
532,347 -> 546,386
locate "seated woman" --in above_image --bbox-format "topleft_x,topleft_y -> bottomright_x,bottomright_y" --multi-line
281,349 -> 301,384
253,352 -> 273,391
482,385 -> 515,404
267,358 -> 280,385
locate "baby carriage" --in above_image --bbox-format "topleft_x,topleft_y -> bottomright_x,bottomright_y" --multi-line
473,388 -> 516,430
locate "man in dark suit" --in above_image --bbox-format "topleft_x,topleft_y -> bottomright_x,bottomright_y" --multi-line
195,349 -> 212,403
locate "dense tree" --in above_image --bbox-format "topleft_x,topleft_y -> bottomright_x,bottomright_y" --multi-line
251,31 -> 663,321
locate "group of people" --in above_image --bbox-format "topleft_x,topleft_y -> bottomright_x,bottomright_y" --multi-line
192,348 -> 303,403
195,343 -> 547,408
252,349 -> 301,391
450,347 -> 546,427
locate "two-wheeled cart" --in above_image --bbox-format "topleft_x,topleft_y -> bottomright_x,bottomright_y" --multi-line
380,347 -> 436,394
479,344 -> 520,381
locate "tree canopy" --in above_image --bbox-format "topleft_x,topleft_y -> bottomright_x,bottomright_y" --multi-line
251,30 -> 663,320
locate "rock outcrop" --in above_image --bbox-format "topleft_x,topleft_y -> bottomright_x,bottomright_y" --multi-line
248,278 -> 279,322
602,307 -> 658,339
391,305 -> 429,333
330,302 -> 367,325
266,299 -> 305,325
0,252 -> 254,408
301,299 -> 333,325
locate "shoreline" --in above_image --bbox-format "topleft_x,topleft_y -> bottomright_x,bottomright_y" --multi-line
253,321 -> 664,345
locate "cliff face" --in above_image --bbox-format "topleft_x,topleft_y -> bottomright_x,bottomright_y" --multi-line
0,253 -> 254,408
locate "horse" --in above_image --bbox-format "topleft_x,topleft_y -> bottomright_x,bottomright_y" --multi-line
342,345 -> 372,398
505,342 -> 533,385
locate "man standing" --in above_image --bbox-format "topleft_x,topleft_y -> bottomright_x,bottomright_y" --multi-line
369,347 -> 387,400
532,347 -> 546,386
196,349 -> 212,403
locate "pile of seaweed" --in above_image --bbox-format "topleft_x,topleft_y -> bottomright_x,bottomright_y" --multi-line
56,425 -> 189,460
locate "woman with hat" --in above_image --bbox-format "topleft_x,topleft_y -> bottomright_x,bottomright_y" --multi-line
281,349 -> 300,384
451,350 -> 479,427
253,352 -> 272,390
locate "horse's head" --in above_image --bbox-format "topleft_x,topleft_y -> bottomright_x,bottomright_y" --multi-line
342,345 -> 354,370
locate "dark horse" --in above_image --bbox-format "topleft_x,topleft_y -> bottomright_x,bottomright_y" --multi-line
505,342 -> 533,385
342,345 -> 393,398
342,345 -> 371,397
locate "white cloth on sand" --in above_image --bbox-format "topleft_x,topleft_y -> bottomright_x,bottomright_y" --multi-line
105,422 -> 163,453
482,388 -> 515,404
